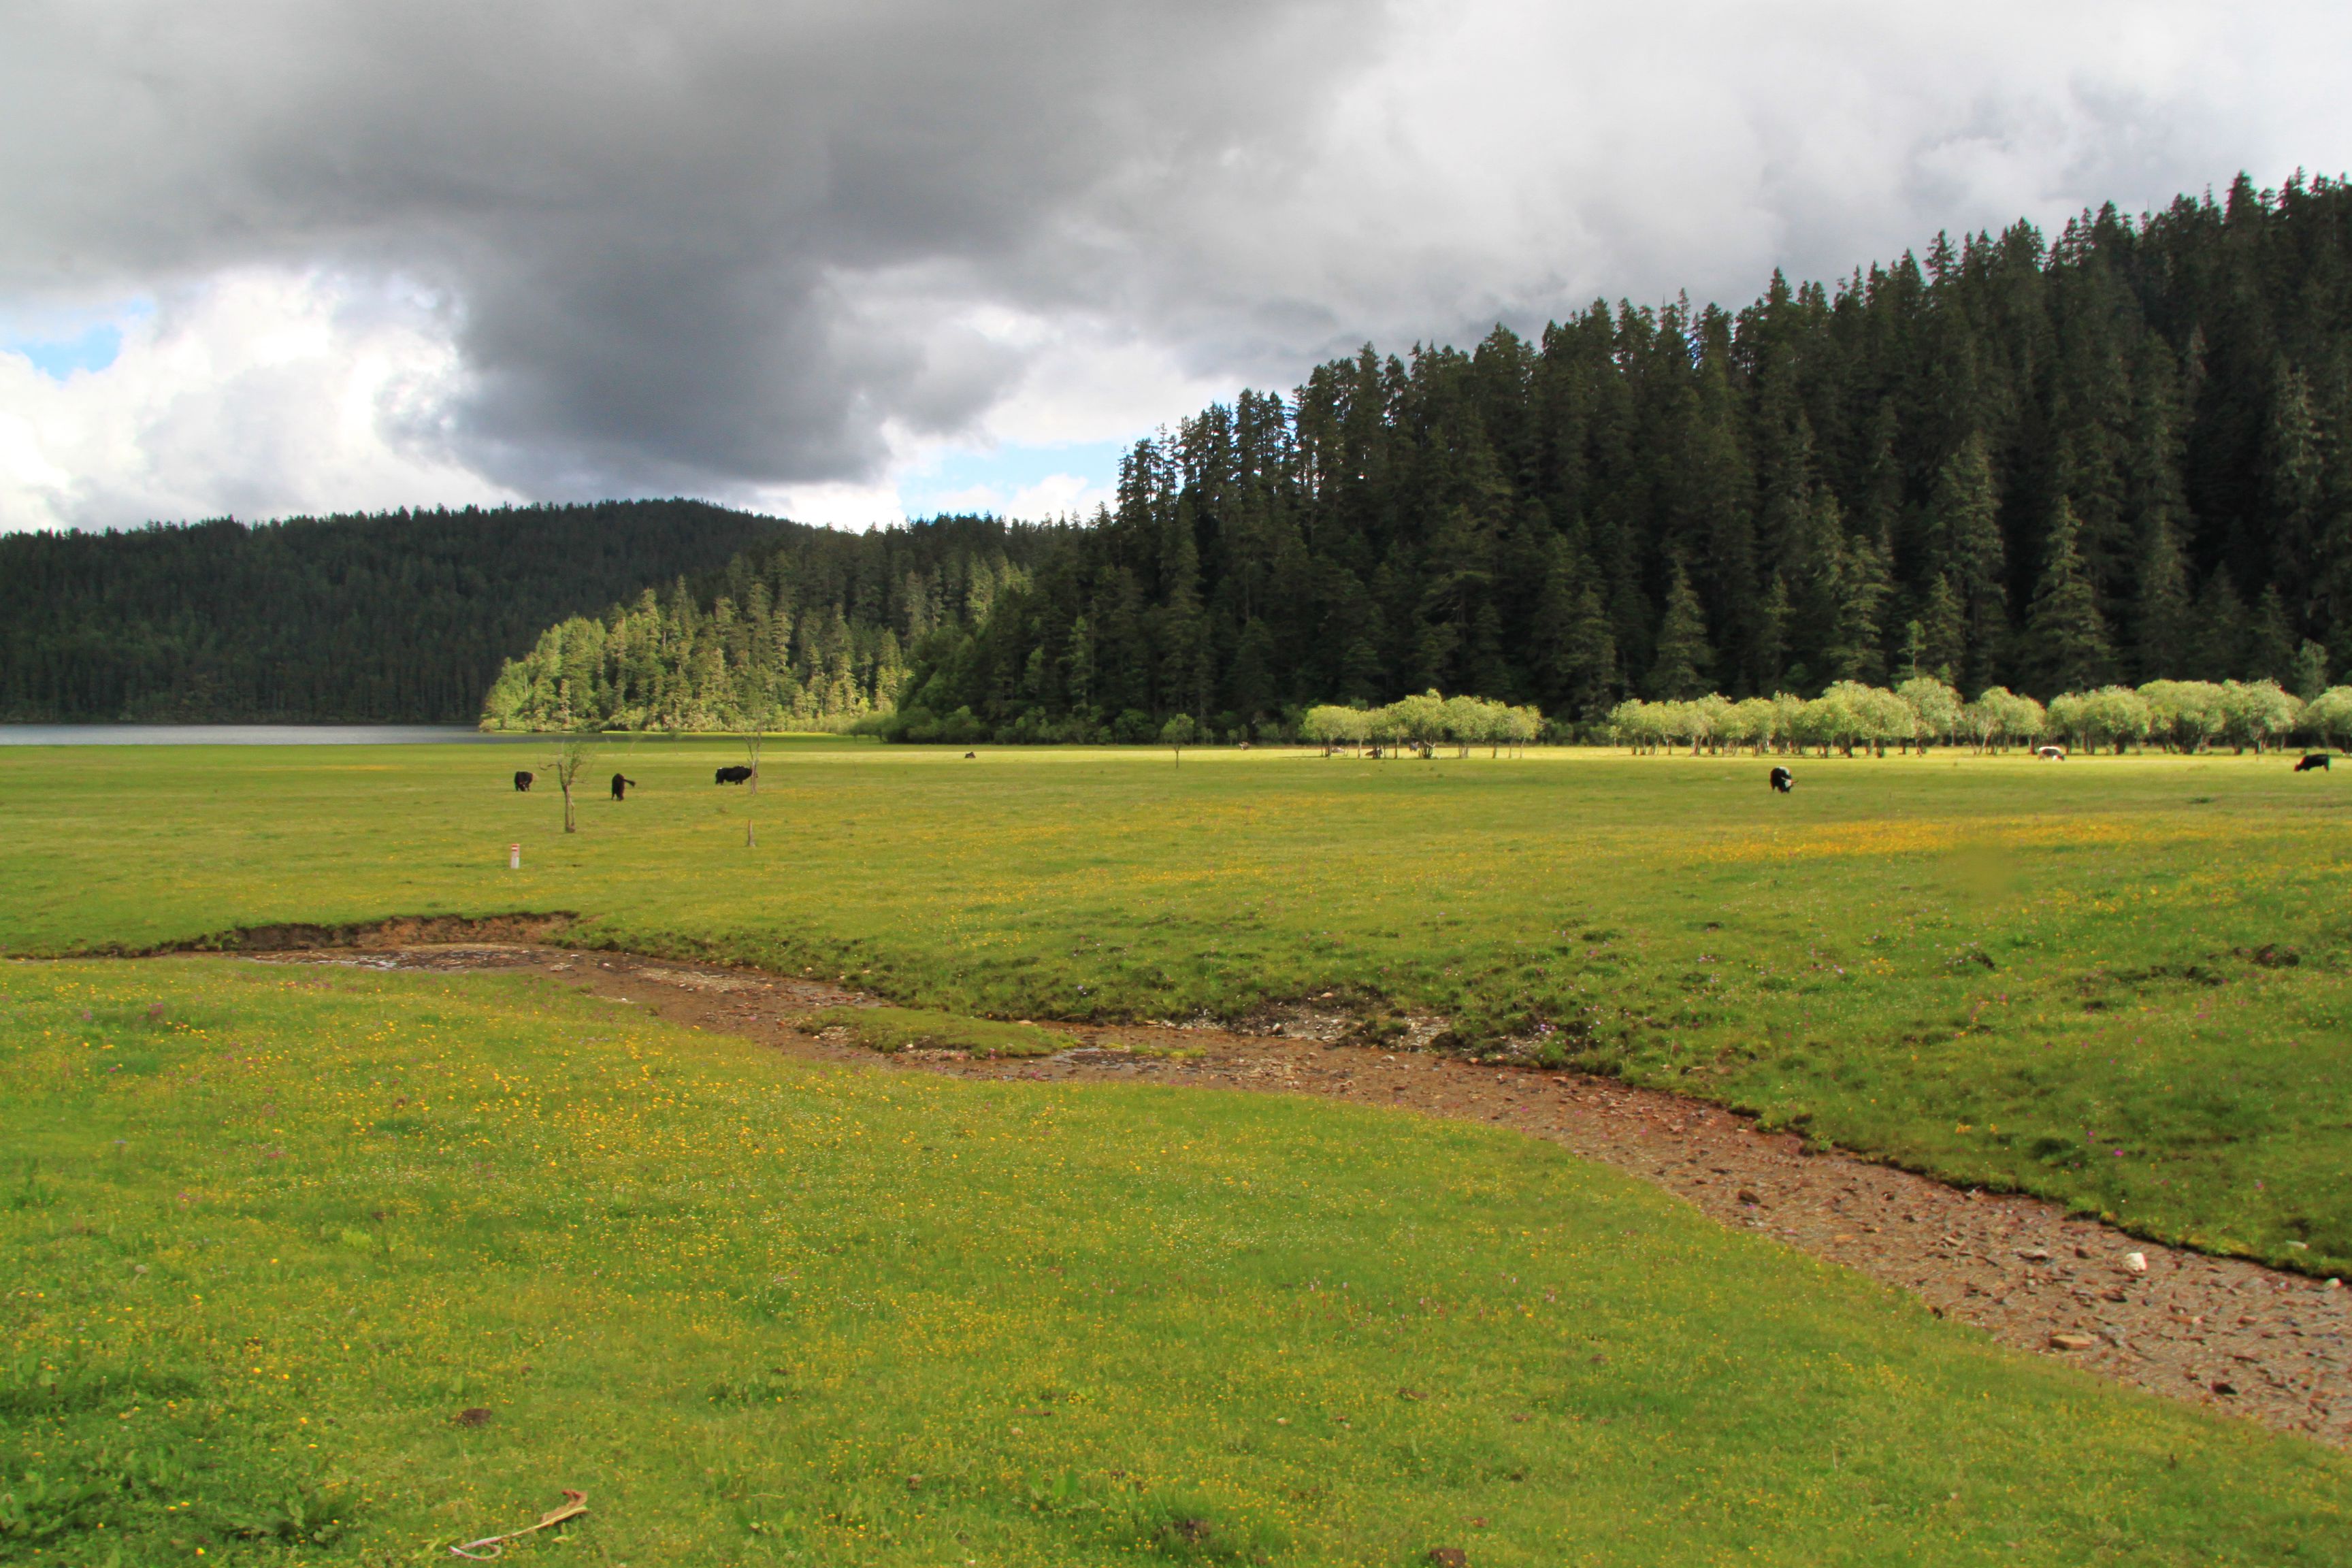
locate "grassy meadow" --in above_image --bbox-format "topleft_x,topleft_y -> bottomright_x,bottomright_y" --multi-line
1,738 -> 2347,1278
4,958 -> 2348,1565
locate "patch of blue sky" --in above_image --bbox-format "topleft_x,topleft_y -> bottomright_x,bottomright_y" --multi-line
895,437 -> 1128,521
2,299 -> 153,380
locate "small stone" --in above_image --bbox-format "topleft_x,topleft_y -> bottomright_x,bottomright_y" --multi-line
1426,1550 -> 1468,1568
1737,1189 -> 1761,1205
2210,1381 -> 2237,1396
2123,1252 -> 2148,1275
2048,1333 -> 2097,1352
454,1407 -> 493,1426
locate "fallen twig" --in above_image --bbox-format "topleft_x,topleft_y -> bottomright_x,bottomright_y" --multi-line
449,1489 -> 589,1559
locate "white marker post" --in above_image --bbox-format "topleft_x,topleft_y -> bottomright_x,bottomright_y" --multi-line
509,843 -> 522,870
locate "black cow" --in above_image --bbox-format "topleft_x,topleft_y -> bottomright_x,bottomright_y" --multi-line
2294,753 -> 2332,772
610,772 -> 638,800
715,765 -> 754,785
1769,766 -> 1793,794
964,751 -> 977,759
513,770 -> 534,792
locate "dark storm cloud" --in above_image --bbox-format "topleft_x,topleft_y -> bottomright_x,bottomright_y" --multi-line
0,0 -> 1388,495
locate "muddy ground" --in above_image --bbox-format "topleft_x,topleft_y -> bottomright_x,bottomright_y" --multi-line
250,941 -> 2349,1450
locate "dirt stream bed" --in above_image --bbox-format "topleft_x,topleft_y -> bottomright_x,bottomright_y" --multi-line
250,941 -> 2349,1450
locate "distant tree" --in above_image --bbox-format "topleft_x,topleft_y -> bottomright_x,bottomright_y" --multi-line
1300,704 -> 1352,755
2302,686 -> 2352,749
2139,679 -> 2228,753
2046,691 -> 2091,751
1441,694 -> 1489,757
1160,712 -> 1198,764
1893,676 -> 1959,750
2218,680 -> 2300,753
1390,691 -> 1450,757
1967,687 -> 2046,753
1609,698 -> 1666,754
2087,685 -> 2153,753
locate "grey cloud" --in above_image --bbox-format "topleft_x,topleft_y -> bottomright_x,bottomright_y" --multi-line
1,0 -> 1390,497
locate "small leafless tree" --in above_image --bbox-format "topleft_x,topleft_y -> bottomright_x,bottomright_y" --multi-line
545,735 -> 596,833
741,701 -> 780,845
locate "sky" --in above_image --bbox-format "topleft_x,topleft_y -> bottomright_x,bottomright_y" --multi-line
3,1 -> 2349,534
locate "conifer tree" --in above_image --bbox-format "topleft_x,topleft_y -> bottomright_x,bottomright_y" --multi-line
1755,574 -> 1791,692
2264,360 -> 2323,617
2291,639 -> 2332,702
1645,562 -> 1714,700
2190,569 -> 2249,681
2247,585 -> 2296,683
1835,525 -> 1895,684
2027,500 -> 2115,691
2133,511 -> 2193,679
1917,574 -> 1965,685
1559,576 -> 1620,719
1926,433 -> 2008,690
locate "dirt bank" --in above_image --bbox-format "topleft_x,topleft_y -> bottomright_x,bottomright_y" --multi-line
246,940 -> 2349,1450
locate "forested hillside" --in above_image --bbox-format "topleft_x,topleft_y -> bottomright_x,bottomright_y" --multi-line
0,501 -> 785,722
478,515 -> 1064,731
879,172 -> 2352,741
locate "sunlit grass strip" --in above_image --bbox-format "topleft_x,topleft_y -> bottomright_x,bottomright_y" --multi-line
1,740 -> 2349,1276
3,959 -> 2349,1564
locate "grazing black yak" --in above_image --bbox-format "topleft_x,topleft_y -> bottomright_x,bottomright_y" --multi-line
1769,766 -> 1793,794
610,772 -> 638,800
715,765 -> 754,785
512,770 -> 534,791
964,751 -> 977,759
2295,753 -> 2332,772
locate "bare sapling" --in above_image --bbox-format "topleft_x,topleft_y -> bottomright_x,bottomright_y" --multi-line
546,735 -> 596,833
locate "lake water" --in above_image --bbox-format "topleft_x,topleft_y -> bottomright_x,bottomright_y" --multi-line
0,725 -> 532,746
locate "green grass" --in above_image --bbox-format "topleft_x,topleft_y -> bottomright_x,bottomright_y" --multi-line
3,958 -> 2346,1565
0,738 -> 2349,1276
808,1004 -> 1071,1057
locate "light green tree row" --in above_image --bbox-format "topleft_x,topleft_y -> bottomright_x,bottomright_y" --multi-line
1608,679 -> 2352,757
479,583 -> 915,734
1300,693 -> 1544,757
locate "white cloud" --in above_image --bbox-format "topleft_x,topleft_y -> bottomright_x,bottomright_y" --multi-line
0,270 -> 512,530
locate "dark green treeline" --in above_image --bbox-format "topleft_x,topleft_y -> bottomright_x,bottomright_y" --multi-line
0,502 -> 784,723
892,173 -> 2352,740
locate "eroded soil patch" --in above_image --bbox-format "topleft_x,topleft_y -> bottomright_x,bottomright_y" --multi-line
252,942 -> 2350,1449
156,913 -> 578,953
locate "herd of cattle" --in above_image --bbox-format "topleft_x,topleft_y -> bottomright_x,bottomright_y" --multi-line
514,765 -> 755,793
510,751 -> 2340,802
